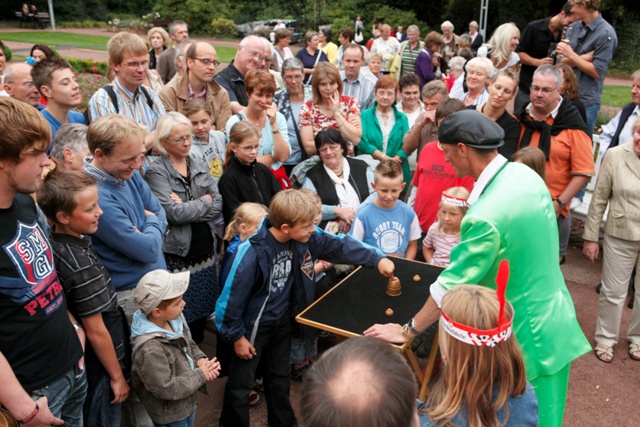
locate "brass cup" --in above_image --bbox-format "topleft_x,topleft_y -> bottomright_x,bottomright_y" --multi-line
386,276 -> 401,296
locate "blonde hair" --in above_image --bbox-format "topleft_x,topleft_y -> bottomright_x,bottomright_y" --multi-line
434,186 -> 470,235
512,147 -> 546,181
223,202 -> 268,241
147,27 -> 170,48
423,285 -> 527,427
0,98 -> 50,162
484,23 -> 520,67
87,115 -> 146,156
107,32 -> 148,65
269,189 -> 319,228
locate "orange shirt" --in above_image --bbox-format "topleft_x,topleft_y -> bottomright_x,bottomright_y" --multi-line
519,116 -> 595,216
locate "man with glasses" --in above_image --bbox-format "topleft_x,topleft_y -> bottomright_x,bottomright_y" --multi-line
516,64 -> 594,264
88,32 -> 166,135
2,62 -> 42,109
157,20 -> 189,84
215,35 -> 264,114
160,41 -> 232,130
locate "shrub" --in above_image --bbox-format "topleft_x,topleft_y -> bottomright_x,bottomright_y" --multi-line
75,72 -> 110,111
210,18 -> 237,39
3,44 -> 12,62
67,58 -> 109,76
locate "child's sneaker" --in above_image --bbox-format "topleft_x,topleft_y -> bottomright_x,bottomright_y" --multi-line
248,390 -> 260,406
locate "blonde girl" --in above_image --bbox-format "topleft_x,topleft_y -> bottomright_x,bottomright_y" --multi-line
419,275 -> 538,427
422,186 -> 470,266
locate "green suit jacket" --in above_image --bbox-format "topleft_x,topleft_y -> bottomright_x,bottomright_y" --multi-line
439,160 -> 591,380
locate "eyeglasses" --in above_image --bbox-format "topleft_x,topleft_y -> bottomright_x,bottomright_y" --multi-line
283,74 -> 304,81
530,85 -> 557,95
242,48 -> 272,63
165,135 -> 192,144
193,57 -> 220,67
236,143 -> 262,153
122,60 -> 150,70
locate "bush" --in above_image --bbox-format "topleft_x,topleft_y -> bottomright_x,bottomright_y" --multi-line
210,18 -> 237,39
3,44 -> 12,62
67,58 -> 109,76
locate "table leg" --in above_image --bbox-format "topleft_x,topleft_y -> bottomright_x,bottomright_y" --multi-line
418,329 -> 439,401
403,348 -> 424,384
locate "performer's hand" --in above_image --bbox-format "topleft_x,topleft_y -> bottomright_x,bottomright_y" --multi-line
583,240 -> 600,262
363,323 -> 407,344
377,258 -> 395,278
234,336 -> 256,360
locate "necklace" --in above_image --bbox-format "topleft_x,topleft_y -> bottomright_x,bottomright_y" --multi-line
336,170 -> 344,177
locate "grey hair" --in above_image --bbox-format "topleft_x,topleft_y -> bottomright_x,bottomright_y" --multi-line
50,124 -> 89,161
319,26 -> 332,41
459,34 -> 472,46
469,21 -> 479,29
175,39 -> 194,71
441,20 -> 454,31
168,20 -> 187,35
465,56 -> 495,78
533,64 -> 563,88
448,56 -> 467,72
2,62 -> 32,84
631,69 -> 640,81
422,80 -> 448,98
153,112 -> 193,157
407,25 -> 420,35
282,57 -> 304,73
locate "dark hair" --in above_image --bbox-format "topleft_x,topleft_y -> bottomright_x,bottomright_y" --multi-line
182,98 -> 213,119
274,29 -> 291,44
0,97 -> 50,162
339,28 -> 354,42
398,73 -> 421,92
301,337 -> 417,427
30,44 -> 56,60
31,56 -> 72,97
435,98 -> 466,126
556,63 -> 579,101
374,157 -> 402,182
424,31 -> 444,48
314,128 -> 348,155
37,168 -> 97,224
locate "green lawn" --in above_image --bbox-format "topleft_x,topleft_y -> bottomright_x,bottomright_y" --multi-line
0,30 -> 237,62
0,31 -> 111,50
601,85 -> 631,108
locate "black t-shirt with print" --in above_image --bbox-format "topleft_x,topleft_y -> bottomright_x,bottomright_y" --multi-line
0,194 -> 82,392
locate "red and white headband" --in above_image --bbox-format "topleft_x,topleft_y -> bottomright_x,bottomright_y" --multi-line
440,260 -> 513,347
441,192 -> 468,208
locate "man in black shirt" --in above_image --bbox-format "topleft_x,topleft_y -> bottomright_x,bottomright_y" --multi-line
515,1 -> 576,112
0,97 -> 85,425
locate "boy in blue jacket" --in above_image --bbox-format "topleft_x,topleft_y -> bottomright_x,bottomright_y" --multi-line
215,189 -> 395,427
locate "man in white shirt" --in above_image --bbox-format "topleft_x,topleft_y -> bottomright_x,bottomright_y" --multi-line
598,70 -> 640,153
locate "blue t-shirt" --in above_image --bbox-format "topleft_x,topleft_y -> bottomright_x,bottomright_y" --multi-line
350,200 -> 421,257
295,48 -> 329,84
41,109 -> 87,154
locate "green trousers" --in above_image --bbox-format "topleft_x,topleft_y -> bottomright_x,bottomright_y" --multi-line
530,363 -> 571,427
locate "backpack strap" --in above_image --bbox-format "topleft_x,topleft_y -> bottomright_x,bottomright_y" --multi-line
103,85 -> 120,114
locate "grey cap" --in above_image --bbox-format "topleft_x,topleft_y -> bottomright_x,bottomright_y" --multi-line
438,110 -> 505,149
134,270 -> 190,315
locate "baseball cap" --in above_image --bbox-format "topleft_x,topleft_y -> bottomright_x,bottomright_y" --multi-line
134,270 -> 190,315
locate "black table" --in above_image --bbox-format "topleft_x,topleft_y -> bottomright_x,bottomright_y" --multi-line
296,256 -> 442,399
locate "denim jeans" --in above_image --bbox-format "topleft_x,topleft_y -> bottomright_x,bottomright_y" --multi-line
584,102 -> 600,136
153,411 -> 195,427
219,314 -> 297,427
31,365 -> 88,427
558,212 -> 571,257
84,371 -> 121,427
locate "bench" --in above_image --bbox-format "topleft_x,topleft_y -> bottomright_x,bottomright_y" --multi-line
570,134 -> 609,224
14,11 -> 50,28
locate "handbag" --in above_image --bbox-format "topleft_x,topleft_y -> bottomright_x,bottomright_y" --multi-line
354,27 -> 364,43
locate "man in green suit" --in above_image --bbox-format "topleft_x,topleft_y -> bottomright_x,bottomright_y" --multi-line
366,110 -> 590,427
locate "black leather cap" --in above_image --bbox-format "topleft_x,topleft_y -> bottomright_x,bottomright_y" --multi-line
438,110 -> 505,149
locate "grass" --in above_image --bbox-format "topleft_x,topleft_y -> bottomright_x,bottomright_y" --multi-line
600,85 -> 631,108
0,31 -> 111,50
0,30 -> 238,62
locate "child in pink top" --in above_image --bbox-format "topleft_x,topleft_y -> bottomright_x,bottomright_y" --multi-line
423,187 -> 470,267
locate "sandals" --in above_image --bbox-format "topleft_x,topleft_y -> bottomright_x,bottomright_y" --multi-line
630,343 -> 640,361
594,344 -> 613,363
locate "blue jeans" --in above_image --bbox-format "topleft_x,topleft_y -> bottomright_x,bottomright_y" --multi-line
31,365 -> 88,427
85,371 -> 121,427
153,412 -> 195,427
584,103 -> 600,136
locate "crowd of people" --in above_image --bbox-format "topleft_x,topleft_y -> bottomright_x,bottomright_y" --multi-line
0,0 -> 636,426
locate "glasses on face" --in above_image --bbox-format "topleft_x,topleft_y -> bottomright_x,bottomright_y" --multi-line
122,60 -> 150,70
284,73 -> 303,81
165,134 -> 192,144
376,90 -> 396,99
236,143 -> 262,153
318,144 -> 341,154
243,48 -> 271,63
193,57 -> 220,67
530,85 -> 557,95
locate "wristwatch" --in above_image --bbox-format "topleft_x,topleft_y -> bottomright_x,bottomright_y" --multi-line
555,198 -> 567,209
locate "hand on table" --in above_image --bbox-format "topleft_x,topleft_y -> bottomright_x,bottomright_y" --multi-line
363,323 -> 408,344
377,258 -> 395,278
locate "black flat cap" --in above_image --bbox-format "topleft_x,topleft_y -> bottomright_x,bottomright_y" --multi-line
438,110 -> 505,149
